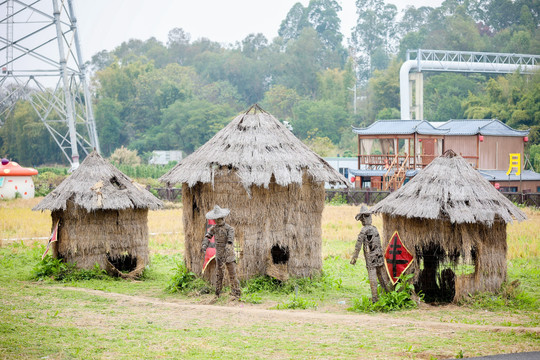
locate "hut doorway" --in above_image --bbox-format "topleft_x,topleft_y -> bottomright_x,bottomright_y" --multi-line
107,254 -> 138,273
271,244 -> 290,264
266,244 -> 290,282
415,244 -> 457,303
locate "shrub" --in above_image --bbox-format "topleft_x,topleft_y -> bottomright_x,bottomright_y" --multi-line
166,260 -> 205,293
32,255 -> 108,282
327,192 -> 347,206
348,273 -> 420,312
109,146 -> 141,166
34,169 -> 68,196
242,272 -> 342,296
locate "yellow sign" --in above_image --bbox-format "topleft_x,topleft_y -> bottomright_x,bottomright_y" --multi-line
506,153 -> 521,176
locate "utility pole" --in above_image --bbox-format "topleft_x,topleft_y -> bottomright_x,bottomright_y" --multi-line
349,85 -> 357,115
0,0 -> 100,169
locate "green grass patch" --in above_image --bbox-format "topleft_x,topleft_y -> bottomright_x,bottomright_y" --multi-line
1,241 -> 540,359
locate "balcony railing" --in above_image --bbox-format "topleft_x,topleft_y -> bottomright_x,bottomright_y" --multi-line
359,154 -> 480,169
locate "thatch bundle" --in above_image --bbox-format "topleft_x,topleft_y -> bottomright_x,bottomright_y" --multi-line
371,150 -> 526,302
34,151 -> 163,276
160,104 -> 347,281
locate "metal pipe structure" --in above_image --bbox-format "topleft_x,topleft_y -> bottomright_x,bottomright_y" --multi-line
400,49 -> 540,120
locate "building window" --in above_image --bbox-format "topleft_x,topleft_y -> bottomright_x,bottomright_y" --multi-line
338,167 -> 349,179
500,186 -> 518,193
361,176 -> 371,189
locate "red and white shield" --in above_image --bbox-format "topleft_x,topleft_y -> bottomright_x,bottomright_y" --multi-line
384,231 -> 414,285
202,219 -> 216,273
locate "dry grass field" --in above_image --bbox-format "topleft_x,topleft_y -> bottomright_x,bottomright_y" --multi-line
3,198 -> 538,260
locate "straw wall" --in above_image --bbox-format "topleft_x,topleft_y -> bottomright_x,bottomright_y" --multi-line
381,214 -> 507,302
51,200 -> 150,270
183,168 -> 324,281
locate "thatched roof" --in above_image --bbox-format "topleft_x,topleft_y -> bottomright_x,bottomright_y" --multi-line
34,151 -> 163,212
371,150 -> 526,225
159,104 -> 348,189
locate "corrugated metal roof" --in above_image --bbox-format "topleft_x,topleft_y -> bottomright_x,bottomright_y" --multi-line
439,119 -> 529,136
479,170 -> 540,181
352,120 -> 448,135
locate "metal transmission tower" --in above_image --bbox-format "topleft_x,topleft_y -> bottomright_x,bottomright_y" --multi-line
400,49 -> 540,120
0,0 -> 100,169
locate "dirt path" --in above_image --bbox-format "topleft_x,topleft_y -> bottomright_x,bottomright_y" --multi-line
60,286 -> 540,335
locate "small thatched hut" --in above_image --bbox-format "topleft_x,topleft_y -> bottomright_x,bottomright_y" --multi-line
33,151 -> 163,277
160,104 -> 347,282
371,150 -> 526,302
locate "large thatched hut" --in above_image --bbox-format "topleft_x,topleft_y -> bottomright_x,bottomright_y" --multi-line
371,150 -> 526,302
33,151 -> 163,276
160,104 -> 347,282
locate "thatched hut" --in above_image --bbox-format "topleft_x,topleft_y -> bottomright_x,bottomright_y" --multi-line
371,150 -> 526,302
33,151 -> 163,277
160,104 -> 347,282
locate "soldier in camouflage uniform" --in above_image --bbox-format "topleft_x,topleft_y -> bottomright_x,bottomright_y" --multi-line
202,205 -> 242,302
350,205 -> 390,302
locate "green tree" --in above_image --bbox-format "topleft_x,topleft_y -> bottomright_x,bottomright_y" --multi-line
423,73 -> 484,121
131,63 -> 198,131
0,101 -> 64,165
241,33 -> 269,59
279,2 -> 306,44
462,72 -> 540,136
367,59 -> 400,122
291,99 -> 349,143
422,7 -> 487,51
158,99 -> 236,154
317,68 -> 354,108
94,98 -> 125,156
280,28 -> 325,96
167,27 -> 191,65
351,0 -> 397,79
303,135 -> 338,156
261,85 -> 303,121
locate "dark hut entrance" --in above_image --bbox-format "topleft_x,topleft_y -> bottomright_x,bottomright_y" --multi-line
415,243 -> 458,303
107,254 -> 138,273
271,244 -> 290,264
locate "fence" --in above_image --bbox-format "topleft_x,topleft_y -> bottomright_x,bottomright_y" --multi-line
325,189 -> 540,207
500,192 -> 540,207
325,189 -> 391,205
153,188 -> 182,202
34,184 -> 540,207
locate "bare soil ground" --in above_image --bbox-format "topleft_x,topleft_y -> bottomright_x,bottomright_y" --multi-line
62,286 -> 540,335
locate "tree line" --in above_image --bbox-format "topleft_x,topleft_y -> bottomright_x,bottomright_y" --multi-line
1,0 -> 539,168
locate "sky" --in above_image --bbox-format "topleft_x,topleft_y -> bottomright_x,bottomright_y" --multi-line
74,0 -> 444,61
